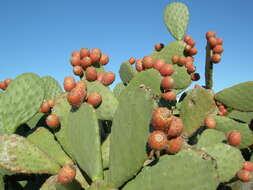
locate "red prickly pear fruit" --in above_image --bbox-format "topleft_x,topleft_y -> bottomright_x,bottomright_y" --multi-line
75,81 -> 87,90
185,62 -> 196,73
243,161 -> 253,172
152,107 -> 173,130
188,48 -> 198,56
184,45 -> 191,53
211,54 -> 221,63
213,45 -> 224,54
142,56 -> 153,69
159,64 -> 174,76
4,78 -> 12,86
67,87 -> 86,107
161,76 -> 174,90
72,51 -> 80,57
102,72 -> 115,86
97,73 -> 104,82
204,116 -> 216,129
191,73 -> 200,81
153,58 -> 166,71
87,92 -> 102,108
80,48 -> 90,58
171,55 -> 180,64
167,117 -> 184,137
80,57 -> 92,68
91,48 -> 102,56
135,61 -> 143,72
208,37 -> 217,48
70,56 -> 81,66
47,99 -> 56,108
0,81 -> 7,90
183,35 -> 191,43
46,114 -> 60,129
64,77 -> 76,92
227,131 -> 241,146
73,66 -> 83,76
39,101 -> 50,113
100,54 -> 109,65
206,31 -> 216,40
128,57 -> 135,65
57,165 -> 76,184
216,38 -> 223,45
162,91 -> 177,101
166,136 -> 183,154
85,67 -> 97,81
187,39 -> 195,47
90,52 -> 101,63
186,56 -> 194,63
148,130 -> 168,150
178,56 -> 187,66
194,84 -> 202,88
154,43 -> 164,51
237,169 -> 252,182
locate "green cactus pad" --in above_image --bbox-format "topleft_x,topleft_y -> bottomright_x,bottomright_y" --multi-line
0,73 -> 45,134
27,127 -> 73,166
66,104 -> 103,180
201,143 -> 244,182
227,110 -> 253,124
41,76 -> 63,100
102,135 -> 110,169
108,88 -> 156,188
26,112 -> 44,129
228,180 -> 253,190
180,88 -> 217,136
87,81 -> 118,120
119,62 -> 137,85
215,82 -> 253,111
113,82 -> 125,100
152,41 -> 191,89
214,116 -> 253,149
0,134 -> 60,174
52,94 -> 73,156
120,69 -> 162,98
40,175 -> 82,190
196,129 -> 226,149
87,179 -> 111,190
122,149 -> 219,190
0,175 -> 3,190
164,2 -> 189,40
75,166 -> 90,189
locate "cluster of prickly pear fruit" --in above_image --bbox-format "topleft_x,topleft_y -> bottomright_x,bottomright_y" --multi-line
0,2 -> 253,190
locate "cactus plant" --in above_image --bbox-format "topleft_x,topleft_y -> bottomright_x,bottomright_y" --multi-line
0,2 -> 253,190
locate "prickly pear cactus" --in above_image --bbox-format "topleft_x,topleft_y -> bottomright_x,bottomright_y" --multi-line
0,1 -> 253,190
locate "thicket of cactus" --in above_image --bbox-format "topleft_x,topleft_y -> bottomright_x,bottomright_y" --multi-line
1,2 -> 253,190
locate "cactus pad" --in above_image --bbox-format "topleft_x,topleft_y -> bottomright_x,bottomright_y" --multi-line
26,112 -> 44,129
215,81 -> 253,111
180,88 -> 217,136
0,134 -> 60,174
196,129 -> 226,149
201,143 -> 244,182
27,127 -> 73,166
102,135 -> 110,169
41,76 -> 62,100
0,73 -> 45,134
122,149 -> 219,190
164,2 -> 189,40
108,88 -> 156,188
214,116 -> 253,149
66,104 -> 103,180
227,110 -> 253,124
87,81 -> 118,120
40,175 -> 82,190
119,62 -> 137,85
152,41 -> 191,89
113,82 -> 125,100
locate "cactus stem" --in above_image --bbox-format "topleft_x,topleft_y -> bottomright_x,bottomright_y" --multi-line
205,43 -> 213,89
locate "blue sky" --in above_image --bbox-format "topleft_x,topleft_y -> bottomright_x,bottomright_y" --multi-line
0,0 -> 252,93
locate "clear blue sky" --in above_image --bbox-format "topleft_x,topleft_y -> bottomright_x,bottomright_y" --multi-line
0,0 -> 252,93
